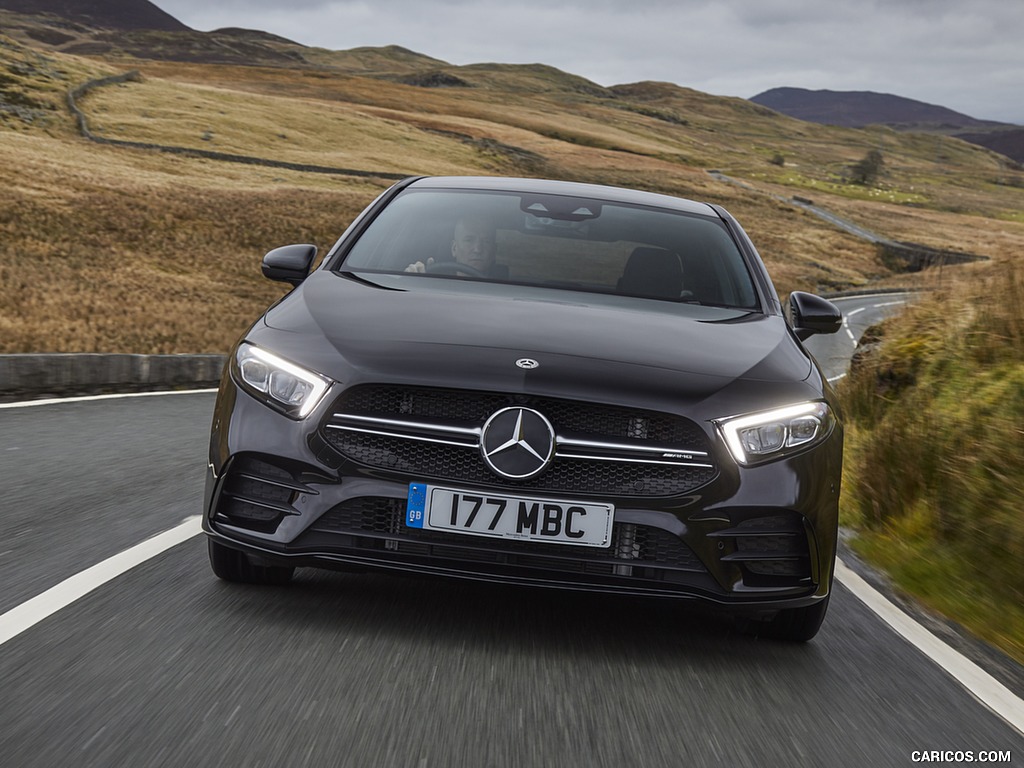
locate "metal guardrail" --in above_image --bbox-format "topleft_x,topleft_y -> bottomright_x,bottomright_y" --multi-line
0,354 -> 227,400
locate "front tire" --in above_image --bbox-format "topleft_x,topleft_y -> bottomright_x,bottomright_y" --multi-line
208,539 -> 294,585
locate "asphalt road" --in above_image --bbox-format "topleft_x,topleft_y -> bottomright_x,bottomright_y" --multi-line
2,296 -> 1022,767
802,292 -> 911,382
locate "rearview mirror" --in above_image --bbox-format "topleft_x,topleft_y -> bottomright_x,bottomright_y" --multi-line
789,291 -> 843,341
262,244 -> 317,286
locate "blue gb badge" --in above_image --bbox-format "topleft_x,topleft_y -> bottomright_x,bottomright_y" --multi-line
406,483 -> 427,528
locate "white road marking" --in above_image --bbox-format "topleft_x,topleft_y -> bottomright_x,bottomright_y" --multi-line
841,308 -> 861,346
835,558 -> 1024,736
0,389 -> 217,410
0,516 -> 202,646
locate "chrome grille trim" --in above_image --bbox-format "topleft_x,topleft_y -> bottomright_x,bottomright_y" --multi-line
555,435 -> 709,458
330,413 -> 482,437
325,413 -> 712,467
326,413 -> 480,447
327,425 -> 478,449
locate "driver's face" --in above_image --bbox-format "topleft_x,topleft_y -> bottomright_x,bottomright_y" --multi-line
452,220 -> 496,272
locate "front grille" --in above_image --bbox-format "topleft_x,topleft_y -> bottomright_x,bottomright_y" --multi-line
306,497 -> 707,579
329,431 -> 712,496
319,385 -> 718,497
334,386 -> 705,444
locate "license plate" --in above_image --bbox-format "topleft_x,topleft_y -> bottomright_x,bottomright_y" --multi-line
405,483 -> 613,548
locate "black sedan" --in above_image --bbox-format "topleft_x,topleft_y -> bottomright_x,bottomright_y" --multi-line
204,176 -> 844,641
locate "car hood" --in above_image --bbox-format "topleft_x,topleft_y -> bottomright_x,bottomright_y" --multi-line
258,271 -> 816,409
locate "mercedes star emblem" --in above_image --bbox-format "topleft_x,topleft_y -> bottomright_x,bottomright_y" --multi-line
480,407 -> 555,479
515,358 -> 540,370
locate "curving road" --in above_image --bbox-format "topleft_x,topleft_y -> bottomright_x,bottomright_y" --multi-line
803,293 -> 913,383
1,296 -> 1022,767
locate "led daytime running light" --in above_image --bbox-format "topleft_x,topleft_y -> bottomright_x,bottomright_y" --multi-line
236,344 -> 331,418
718,402 -> 830,466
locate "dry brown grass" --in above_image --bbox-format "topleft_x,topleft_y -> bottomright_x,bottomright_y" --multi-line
2,34 -> 1022,354
0,130 -> 376,352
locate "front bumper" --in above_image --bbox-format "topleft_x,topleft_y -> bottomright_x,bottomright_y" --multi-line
204,376 -> 841,611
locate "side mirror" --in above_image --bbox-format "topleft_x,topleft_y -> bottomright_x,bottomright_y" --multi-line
261,244 -> 317,286
789,291 -> 843,341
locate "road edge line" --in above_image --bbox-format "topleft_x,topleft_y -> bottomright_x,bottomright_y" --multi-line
835,557 -> 1024,736
0,516 -> 203,646
0,389 -> 218,409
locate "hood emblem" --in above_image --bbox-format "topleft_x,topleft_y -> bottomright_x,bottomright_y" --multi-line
480,407 -> 555,479
516,358 -> 539,370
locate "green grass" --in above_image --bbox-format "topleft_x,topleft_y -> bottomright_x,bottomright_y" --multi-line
749,168 -> 930,205
839,265 -> 1024,663
850,515 -> 1024,662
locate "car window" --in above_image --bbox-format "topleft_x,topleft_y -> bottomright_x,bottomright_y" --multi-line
339,188 -> 759,310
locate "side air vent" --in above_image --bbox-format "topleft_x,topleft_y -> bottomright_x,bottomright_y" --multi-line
710,513 -> 812,587
214,455 -> 317,534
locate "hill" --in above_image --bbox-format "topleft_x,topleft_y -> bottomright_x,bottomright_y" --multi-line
955,127 -> 1024,167
749,86 -> 1003,130
750,86 -> 1024,164
0,0 -> 188,31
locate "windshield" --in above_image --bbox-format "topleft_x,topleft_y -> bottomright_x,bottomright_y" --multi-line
338,188 -> 760,310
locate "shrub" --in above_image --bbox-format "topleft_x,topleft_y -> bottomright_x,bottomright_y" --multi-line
849,149 -> 884,185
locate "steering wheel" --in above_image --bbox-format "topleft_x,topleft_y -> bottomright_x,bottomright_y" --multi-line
425,261 -> 487,278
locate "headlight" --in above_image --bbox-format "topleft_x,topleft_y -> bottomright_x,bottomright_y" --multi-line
716,401 -> 833,466
233,343 -> 332,419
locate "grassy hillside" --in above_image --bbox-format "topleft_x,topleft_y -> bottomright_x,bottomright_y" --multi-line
840,263 -> 1024,662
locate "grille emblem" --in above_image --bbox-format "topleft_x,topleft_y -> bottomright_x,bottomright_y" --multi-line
515,358 -> 539,370
480,407 -> 555,479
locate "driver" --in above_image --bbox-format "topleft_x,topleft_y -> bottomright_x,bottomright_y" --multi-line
405,216 -> 497,276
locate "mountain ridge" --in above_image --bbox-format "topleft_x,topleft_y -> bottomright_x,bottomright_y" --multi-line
751,86 -> 1023,163
0,0 -> 189,31
749,86 -> 1010,130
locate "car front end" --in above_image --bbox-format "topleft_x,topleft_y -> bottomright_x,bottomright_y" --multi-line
203,176 -> 844,641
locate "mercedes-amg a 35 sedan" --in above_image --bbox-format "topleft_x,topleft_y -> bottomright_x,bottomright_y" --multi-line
203,176 -> 844,641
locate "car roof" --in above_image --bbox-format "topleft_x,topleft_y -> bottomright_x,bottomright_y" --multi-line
405,176 -> 719,218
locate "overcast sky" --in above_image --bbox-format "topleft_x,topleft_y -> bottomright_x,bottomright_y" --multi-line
152,0 -> 1024,124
